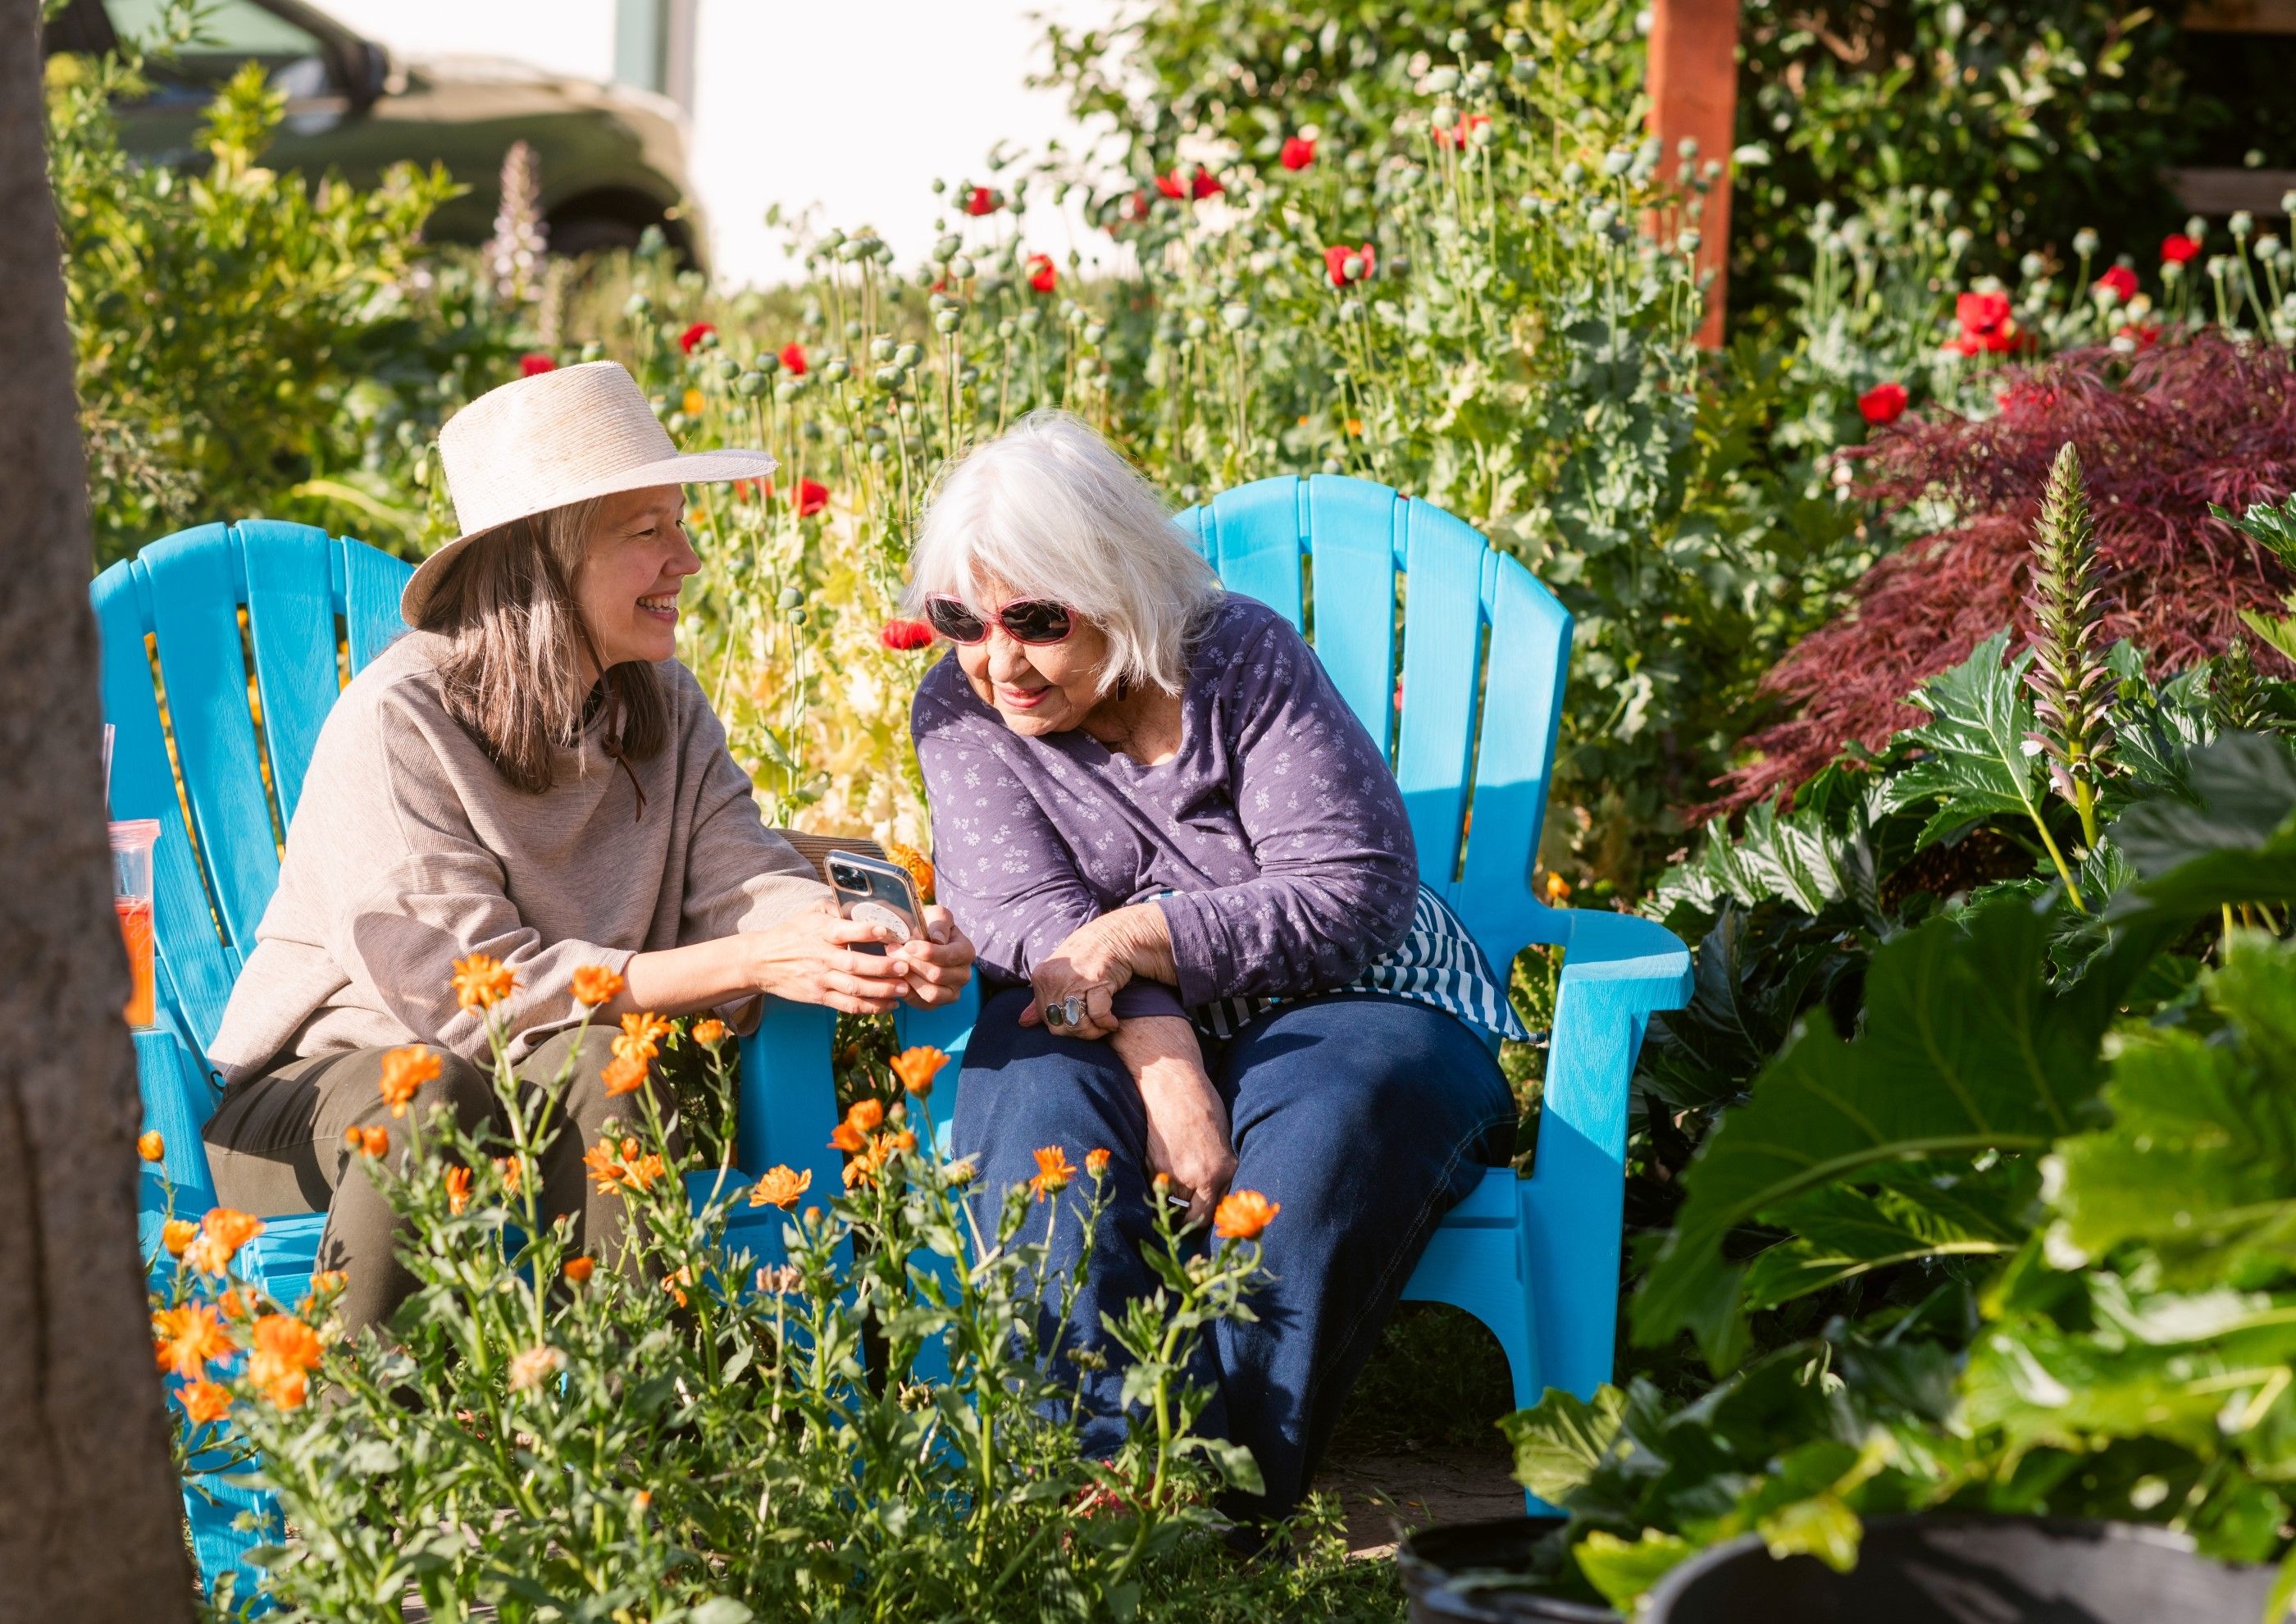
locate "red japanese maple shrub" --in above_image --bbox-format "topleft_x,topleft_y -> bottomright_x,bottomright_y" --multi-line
1709,333 -> 2296,815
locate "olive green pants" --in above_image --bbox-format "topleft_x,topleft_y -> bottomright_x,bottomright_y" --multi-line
203,1026 -> 682,1333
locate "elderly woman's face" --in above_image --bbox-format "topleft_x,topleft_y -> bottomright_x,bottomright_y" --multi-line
953,577 -> 1113,737
581,486 -> 699,671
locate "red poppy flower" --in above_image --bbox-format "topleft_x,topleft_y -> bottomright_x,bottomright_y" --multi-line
2160,233 -> 2200,266
1280,135 -> 1315,171
1027,253 -> 1057,294
1432,113 -> 1492,149
733,479 -> 760,500
779,341 -> 808,376
964,186 -> 1000,217
678,322 -> 716,355
1857,381 -> 1908,427
519,352 -> 557,376
791,478 -> 829,518
1323,242 -> 1376,287
1946,290 -> 2018,356
880,618 -> 934,651
1155,168 -> 1222,201
2117,322 -> 2162,350
2093,264 -> 2139,303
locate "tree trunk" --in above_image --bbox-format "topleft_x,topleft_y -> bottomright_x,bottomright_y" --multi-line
0,0 -> 199,1614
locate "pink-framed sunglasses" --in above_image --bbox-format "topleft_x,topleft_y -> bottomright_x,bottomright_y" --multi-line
924,595 -> 1076,646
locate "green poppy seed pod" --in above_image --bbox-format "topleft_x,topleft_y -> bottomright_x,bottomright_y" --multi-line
1947,227 -> 1973,255
1342,185 -> 1369,208
1320,457 -> 1343,475
835,237 -> 864,262
997,318 -> 1018,340
960,364 -> 981,385
624,292 -> 652,319
2262,235 -> 2285,262
870,336 -> 896,363
934,308 -> 963,335
1811,200 -> 1837,228
1220,301 -> 1252,331
821,358 -> 850,384
894,342 -> 923,367
1185,315 -> 1209,340
717,356 -> 740,381
1342,252 -> 1365,281
1083,320 -> 1107,344
1676,228 -> 1702,254
1340,297 -> 1364,322
2162,258 -> 2184,282
777,586 -> 804,609
2020,253 -> 2047,280
2285,190 -> 2296,219
2232,210 -> 2255,239
1446,28 -> 1469,52
1423,66 -> 1460,94
930,178 -> 945,194
755,351 -> 781,377
1503,28 -> 1528,52
927,290 -> 951,312
2073,228 -> 2099,258
1587,205 -> 1615,235
775,379 -> 804,402
1677,136 -> 1698,160
800,418 -> 823,443
667,412 -> 690,435
897,399 -> 919,422
822,227 -> 846,251
1469,120 -> 1496,149
869,441 -> 891,463
2186,215 -> 2208,242
864,425 -> 887,443
1560,160 -> 1584,187
1601,148 -> 1632,178
736,371 -> 766,398
580,340 -> 605,363
874,363 -> 904,389
789,607 -> 809,624
935,233 -> 961,261
831,423 -> 853,445
1018,309 -> 1042,331
1510,57 -> 1538,83
2209,254 -> 2233,281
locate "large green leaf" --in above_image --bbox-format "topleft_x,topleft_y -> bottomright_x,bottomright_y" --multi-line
1641,901 -> 1870,1112
2052,942 -> 2296,1291
1884,632 -> 2053,852
1741,1165 -> 2035,1312
1634,896 -> 2108,1368
2110,731 -> 2296,883
1501,1386 -> 1627,1504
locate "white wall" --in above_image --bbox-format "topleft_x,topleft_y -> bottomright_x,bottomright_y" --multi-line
316,0 -> 1117,288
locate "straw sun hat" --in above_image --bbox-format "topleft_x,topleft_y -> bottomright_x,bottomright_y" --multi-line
402,360 -> 777,623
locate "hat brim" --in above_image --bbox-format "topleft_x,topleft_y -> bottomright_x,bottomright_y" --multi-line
400,448 -> 780,625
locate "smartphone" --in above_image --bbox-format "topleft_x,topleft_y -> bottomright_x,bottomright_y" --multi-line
827,849 -> 926,957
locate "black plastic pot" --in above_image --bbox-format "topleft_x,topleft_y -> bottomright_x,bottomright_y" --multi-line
1644,1514 -> 2279,1623
1399,1517 -> 1619,1623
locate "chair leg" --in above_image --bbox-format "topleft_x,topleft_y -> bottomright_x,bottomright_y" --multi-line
184,1439 -> 285,1613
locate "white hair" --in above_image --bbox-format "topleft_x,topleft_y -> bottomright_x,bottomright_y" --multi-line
904,412 -> 1223,696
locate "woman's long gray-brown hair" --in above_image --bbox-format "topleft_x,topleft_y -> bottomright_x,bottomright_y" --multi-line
415,497 -> 667,799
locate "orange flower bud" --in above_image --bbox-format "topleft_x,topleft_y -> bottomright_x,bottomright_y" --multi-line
137,1129 -> 165,1162
890,1046 -> 948,1098
691,1018 -> 730,1047
444,1165 -> 472,1215
1214,1189 -> 1280,1241
563,1256 -> 595,1283
1085,1147 -> 1112,1179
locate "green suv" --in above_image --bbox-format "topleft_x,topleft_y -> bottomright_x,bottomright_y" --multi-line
44,0 -> 705,267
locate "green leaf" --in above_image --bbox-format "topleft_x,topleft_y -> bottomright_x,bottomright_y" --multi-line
1635,896 -> 2108,1368
1180,1435 -> 1265,1495
1574,1527 -> 1697,1611
2052,942 -> 2296,1289
1756,1489 -> 1863,1572
1500,1385 -> 1627,1503
2111,732 -> 2296,883
1884,632 -> 2052,851
1742,1168 -> 2034,1312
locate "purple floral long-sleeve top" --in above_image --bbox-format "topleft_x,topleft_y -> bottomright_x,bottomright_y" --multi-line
910,595 -> 1420,1022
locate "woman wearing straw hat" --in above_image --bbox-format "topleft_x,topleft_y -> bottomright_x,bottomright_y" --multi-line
202,362 -> 975,1333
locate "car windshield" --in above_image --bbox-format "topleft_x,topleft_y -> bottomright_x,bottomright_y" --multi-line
106,0 -> 330,94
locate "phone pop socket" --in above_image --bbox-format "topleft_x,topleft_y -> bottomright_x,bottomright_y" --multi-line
849,900 -> 913,944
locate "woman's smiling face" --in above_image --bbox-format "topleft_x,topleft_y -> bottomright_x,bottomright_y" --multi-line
580,486 -> 699,672
952,577 -> 1111,737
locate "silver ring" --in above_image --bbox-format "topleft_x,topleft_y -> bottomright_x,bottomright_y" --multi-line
1045,1000 -> 1068,1029
1062,994 -> 1086,1029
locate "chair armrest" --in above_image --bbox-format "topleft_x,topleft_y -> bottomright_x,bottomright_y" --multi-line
1552,906 -> 1693,1013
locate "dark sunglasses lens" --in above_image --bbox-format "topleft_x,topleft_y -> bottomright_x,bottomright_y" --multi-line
926,600 -> 988,642
1003,601 -> 1073,643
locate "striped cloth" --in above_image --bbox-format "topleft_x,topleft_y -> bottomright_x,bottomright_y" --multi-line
1184,885 -> 1531,1043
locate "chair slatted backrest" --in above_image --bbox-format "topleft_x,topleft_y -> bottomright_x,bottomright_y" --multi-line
1174,475 -> 1573,976
93,522 -> 413,1151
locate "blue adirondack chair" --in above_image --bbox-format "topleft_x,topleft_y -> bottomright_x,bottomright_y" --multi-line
897,475 -> 1692,1507
95,519 -> 849,1601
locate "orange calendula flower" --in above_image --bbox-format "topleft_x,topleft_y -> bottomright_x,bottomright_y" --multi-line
451,952 -> 517,1011
177,1379 -> 232,1426
886,840 -> 936,902
890,1046 -> 949,1098
138,1129 -> 166,1162
601,1054 -> 649,1097
663,1266 -> 692,1308
691,1018 -> 730,1047
581,1139 -> 626,1194
1541,869 -> 1572,904
571,965 -> 626,1007
626,1152 -> 667,1190
378,1046 -> 440,1117
563,1256 -> 595,1283
887,1129 -> 917,1154
828,1120 -> 868,1153
1214,1189 -> 1281,1241
216,1286 -> 253,1321
309,1270 -> 347,1297
248,1313 -> 325,1410
747,1165 -> 812,1209
494,1155 -> 523,1193
845,1097 -> 885,1134
162,1217 -> 198,1257
344,1123 -> 390,1158
153,1302 -> 236,1379
1086,1147 -> 1112,1179
615,1010 -> 672,1062
184,1207 -> 266,1275
1029,1146 -> 1077,1201
444,1165 -> 472,1216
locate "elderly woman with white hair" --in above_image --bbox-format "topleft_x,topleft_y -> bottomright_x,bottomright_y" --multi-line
908,413 -> 1524,1523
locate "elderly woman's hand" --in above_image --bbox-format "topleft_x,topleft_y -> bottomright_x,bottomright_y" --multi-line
1112,1015 -> 1234,1225
891,904 -> 975,1010
1018,916 -> 1134,1039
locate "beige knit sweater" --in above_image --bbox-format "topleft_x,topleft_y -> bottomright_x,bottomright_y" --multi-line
207,631 -> 827,1085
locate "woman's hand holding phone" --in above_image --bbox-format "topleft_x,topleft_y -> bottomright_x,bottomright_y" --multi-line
890,903 -> 974,1010
746,903 -> 913,1015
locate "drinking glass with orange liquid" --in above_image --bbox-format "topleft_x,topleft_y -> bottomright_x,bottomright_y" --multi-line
110,819 -> 160,1030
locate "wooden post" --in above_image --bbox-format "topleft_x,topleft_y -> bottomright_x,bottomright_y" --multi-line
1647,0 -> 1742,348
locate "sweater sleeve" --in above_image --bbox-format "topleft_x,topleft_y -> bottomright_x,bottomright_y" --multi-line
328,701 -> 639,1064
1153,614 -> 1419,1007
676,683 -> 832,945
913,688 -> 1189,1023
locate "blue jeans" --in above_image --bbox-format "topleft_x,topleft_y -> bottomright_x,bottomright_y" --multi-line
951,985 -> 1516,1520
